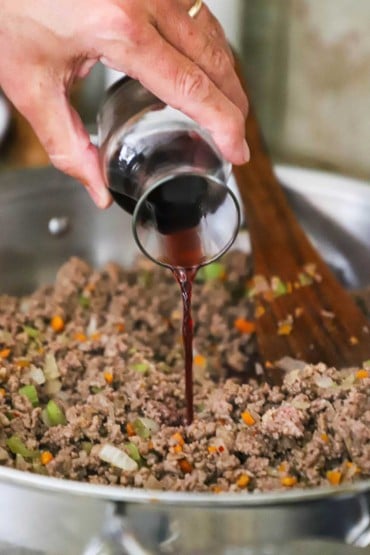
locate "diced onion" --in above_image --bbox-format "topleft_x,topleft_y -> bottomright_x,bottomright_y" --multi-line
291,399 -> 310,410
86,315 -> 98,337
28,366 -> 45,385
44,379 -> 62,396
339,373 -> 355,390
43,353 -> 60,381
277,357 -> 307,374
99,444 -> 138,472
314,375 -> 334,389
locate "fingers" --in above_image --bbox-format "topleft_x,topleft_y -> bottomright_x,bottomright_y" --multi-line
153,0 -> 248,118
100,26 -> 249,165
9,75 -> 111,209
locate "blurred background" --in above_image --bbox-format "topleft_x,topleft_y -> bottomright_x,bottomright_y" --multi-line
0,0 -> 369,181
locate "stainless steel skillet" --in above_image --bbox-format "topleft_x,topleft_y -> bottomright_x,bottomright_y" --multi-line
0,165 -> 370,555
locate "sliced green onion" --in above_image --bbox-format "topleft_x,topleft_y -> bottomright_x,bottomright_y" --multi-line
19,385 -> 39,407
6,435 -> 39,459
125,442 -> 143,464
43,400 -> 67,426
131,362 -> 150,374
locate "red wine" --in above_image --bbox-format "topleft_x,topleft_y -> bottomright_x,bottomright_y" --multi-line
173,267 -> 198,424
107,129 -> 227,237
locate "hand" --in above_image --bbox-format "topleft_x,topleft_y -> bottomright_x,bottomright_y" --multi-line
0,0 -> 249,208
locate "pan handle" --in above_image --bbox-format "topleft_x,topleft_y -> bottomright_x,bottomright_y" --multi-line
83,514 -> 154,555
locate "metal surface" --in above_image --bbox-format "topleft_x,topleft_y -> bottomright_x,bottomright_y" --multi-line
0,165 -> 370,554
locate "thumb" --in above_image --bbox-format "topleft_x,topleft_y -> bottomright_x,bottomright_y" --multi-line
10,78 -> 111,209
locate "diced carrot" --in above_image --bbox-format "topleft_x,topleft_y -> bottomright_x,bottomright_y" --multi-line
15,359 -> 31,369
207,445 -> 218,454
91,332 -> 101,341
0,388 -> 6,397
320,433 -> 329,443
349,336 -> 359,345
178,459 -> 193,474
326,470 -> 342,486
40,451 -> 54,465
0,348 -> 11,359
104,371 -> 113,385
212,486 -> 223,493
174,444 -> 183,454
126,422 -> 135,437
278,463 -> 287,473
234,318 -> 256,335
73,332 -> 87,342
236,474 -> 250,488
241,411 -> 256,426
172,432 -> 185,446
356,369 -> 369,380
51,315 -> 65,333
281,476 -> 297,488
148,441 -> 154,450
115,323 -> 125,333
277,323 -> 293,336
194,354 -> 206,367
254,305 -> 266,319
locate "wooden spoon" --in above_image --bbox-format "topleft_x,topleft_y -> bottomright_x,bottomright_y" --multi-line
233,59 -> 370,374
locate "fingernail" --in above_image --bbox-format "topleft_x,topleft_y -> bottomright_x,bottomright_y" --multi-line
242,139 -> 250,163
89,186 -> 112,209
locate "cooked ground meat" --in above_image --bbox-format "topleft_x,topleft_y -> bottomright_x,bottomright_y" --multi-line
0,253 -> 370,493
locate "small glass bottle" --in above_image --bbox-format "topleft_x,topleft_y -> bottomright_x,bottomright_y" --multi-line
98,77 -> 240,269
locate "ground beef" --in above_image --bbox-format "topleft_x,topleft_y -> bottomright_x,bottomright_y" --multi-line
0,252 -> 369,493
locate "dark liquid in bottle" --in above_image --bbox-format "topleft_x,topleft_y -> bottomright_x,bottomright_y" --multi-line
107,130 -> 227,240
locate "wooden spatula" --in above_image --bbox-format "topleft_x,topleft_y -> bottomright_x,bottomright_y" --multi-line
233,59 -> 370,373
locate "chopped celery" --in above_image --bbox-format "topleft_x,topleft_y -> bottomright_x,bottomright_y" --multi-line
44,400 -> 67,426
23,325 -> 40,340
132,362 -> 150,374
78,295 -> 90,309
133,417 -> 158,439
196,263 -> 225,283
133,418 -> 150,439
125,442 -> 143,464
19,385 -> 39,407
6,435 -> 39,459
271,277 -> 288,297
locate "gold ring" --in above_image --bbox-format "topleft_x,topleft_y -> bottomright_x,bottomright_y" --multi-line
188,0 -> 203,18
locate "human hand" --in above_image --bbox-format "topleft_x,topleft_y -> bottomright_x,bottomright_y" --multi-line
0,0 -> 248,208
